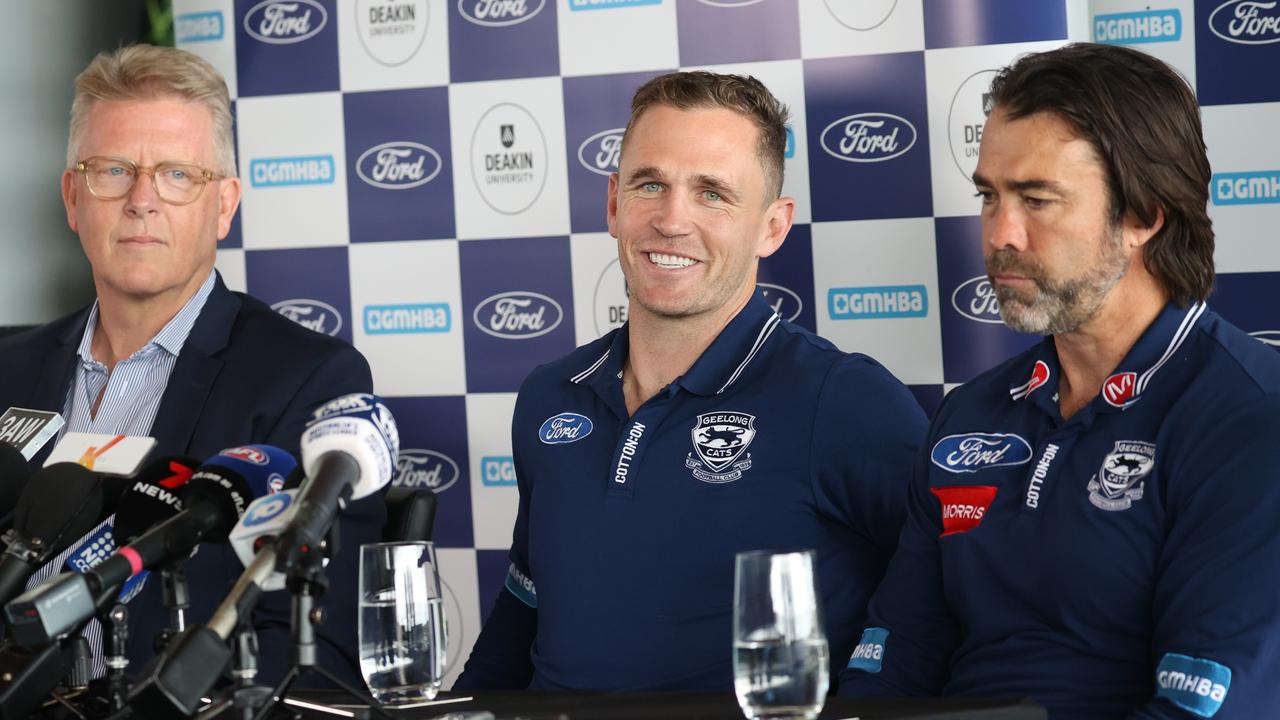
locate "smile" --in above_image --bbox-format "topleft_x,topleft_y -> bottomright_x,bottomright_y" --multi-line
647,252 -> 698,269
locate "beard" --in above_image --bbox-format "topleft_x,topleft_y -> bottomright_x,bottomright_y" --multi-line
986,229 -> 1129,335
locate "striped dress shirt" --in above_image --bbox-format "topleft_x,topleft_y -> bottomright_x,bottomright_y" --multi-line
24,270 -> 216,678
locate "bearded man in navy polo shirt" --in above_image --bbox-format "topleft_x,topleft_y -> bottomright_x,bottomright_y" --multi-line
456,71 -> 927,692
839,44 -> 1280,719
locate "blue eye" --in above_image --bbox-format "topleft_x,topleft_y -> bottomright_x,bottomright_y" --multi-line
642,182 -> 661,192
705,190 -> 722,202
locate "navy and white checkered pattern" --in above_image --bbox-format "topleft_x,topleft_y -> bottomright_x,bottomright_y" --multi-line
173,0 -> 1280,688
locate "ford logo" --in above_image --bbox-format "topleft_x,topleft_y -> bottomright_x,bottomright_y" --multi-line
951,275 -> 1003,324
1209,0 -> 1280,45
931,433 -> 1033,474
758,283 -> 802,322
458,0 -> 546,27
243,0 -> 327,44
221,446 -> 269,465
1251,330 -> 1280,347
272,298 -> 343,337
576,127 -> 624,177
356,141 -> 442,190
473,291 -> 564,340
819,112 -> 917,163
539,413 -> 593,445
394,449 -> 460,492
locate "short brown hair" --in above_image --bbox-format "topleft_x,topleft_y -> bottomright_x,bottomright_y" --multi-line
68,44 -> 236,177
989,43 -> 1214,304
623,71 -> 789,200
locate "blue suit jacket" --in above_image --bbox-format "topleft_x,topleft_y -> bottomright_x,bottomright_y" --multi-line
0,274 -> 382,687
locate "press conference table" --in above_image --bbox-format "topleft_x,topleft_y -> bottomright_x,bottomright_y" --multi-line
291,690 -> 1047,720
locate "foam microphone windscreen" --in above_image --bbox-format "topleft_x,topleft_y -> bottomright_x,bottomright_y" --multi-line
12,463 -> 105,558
112,456 -> 201,544
0,443 -> 31,512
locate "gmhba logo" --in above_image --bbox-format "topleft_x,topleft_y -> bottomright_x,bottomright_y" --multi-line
271,299 -> 343,336
951,276 -> 1003,324
470,103 -> 549,215
458,0 -> 546,27
394,449 -> 460,492
473,291 -> 564,339
356,0 -> 430,66
1209,0 -> 1280,45
244,0 -> 328,44
820,113 -> 917,163
356,141 -> 442,190
577,128 -> 624,177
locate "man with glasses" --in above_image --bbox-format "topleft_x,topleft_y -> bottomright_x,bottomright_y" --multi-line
0,45 -> 377,685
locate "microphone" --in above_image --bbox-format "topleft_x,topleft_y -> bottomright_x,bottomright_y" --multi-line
0,408 -> 65,460
3,446 -> 293,649
0,463 -> 105,607
273,393 -> 399,574
0,445 -> 31,522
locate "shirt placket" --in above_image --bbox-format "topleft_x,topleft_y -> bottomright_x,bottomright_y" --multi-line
606,385 -> 681,498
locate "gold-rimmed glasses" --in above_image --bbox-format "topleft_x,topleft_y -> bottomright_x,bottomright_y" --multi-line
73,156 -> 224,206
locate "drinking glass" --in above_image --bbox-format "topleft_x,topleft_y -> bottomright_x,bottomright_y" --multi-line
733,550 -> 829,720
359,541 -> 448,705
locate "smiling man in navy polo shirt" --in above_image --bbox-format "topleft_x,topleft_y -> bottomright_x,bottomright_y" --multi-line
839,44 -> 1280,719
455,71 -> 926,692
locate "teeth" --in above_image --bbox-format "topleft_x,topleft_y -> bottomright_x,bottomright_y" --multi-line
648,252 -> 697,268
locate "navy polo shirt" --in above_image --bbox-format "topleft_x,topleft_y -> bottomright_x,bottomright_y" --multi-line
484,293 -> 926,691
840,302 -> 1280,719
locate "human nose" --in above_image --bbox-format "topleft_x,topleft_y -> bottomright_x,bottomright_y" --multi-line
985,200 -> 1027,252
651,190 -> 694,238
123,168 -> 160,216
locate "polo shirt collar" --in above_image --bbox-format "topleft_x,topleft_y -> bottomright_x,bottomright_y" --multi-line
1008,300 -> 1208,414
571,291 -> 783,397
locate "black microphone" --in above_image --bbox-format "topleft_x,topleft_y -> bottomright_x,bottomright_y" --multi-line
0,445 -> 31,520
4,446 -> 290,649
0,464 -> 105,608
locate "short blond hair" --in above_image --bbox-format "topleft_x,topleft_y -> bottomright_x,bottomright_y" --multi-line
68,44 -> 236,177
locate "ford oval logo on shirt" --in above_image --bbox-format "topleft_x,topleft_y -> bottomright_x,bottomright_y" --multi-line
243,0 -> 327,44
931,433 -> 1033,474
820,112 -> 917,163
539,413 -> 593,445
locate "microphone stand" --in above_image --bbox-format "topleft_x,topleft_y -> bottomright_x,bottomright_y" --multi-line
248,529 -> 392,720
159,566 -> 191,649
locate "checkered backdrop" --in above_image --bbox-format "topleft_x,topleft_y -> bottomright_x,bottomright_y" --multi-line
172,0 -> 1280,688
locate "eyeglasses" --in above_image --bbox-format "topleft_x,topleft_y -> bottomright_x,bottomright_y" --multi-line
74,156 -> 224,206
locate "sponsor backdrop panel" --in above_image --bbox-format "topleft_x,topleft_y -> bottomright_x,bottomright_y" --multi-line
812,218 -> 943,386
350,240 -> 467,396
235,0 -> 339,96
459,236 -> 576,393
804,51 -> 933,222
344,86 -> 456,243
1089,0 -> 1196,87
187,0 -> 1280,688
244,246 -> 353,344
175,0 -> 240,97
384,395 -> 472,547
558,0 -> 679,77
1211,272 -> 1280,348
448,76 -> 571,240
934,216 -> 1040,384
798,0 -> 926,59
1202,101 -> 1280,273
675,0 -> 801,66
338,0 -> 449,92
236,92 -> 349,248
465,393 -> 520,551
